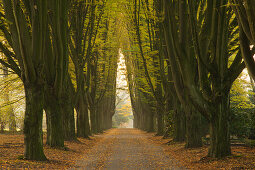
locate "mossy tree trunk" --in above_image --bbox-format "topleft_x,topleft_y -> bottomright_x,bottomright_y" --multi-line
173,102 -> 186,142
24,84 -> 46,161
1,0 -> 48,160
62,75 -> 76,141
76,94 -> 91,138
208,94 -> 231,157
185,106 -> 202,148
44,89 -> 64,147
146,111 -> 154,132
156,104 -> 164,136
90,107 -> 98,134
43,0 -> 69,148
96,108 -> 103,133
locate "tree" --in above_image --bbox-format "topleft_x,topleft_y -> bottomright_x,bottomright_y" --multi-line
69,0 -> 92,138
0,0 -> 70,159
0,0 -> 48,160
163,0 -> 245,157
44,0 -> 70,148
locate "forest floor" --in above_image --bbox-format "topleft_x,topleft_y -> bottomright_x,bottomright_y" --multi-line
0,132 -> 102,169
0,129 -> 255,169
150,135 -> 255,169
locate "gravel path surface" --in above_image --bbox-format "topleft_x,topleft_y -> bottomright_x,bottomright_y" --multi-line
72,128 -> 184,170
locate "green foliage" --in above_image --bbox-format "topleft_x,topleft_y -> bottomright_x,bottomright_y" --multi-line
230,73 -> 254,109
230,108 -> 253,138
230,73 -> 255,138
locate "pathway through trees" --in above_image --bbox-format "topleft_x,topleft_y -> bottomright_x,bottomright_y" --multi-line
73,129 -> 183,169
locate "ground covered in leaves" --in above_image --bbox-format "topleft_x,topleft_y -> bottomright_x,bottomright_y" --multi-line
1,130 -> 255,169
74,128 -> 182,169
0,132 -> 101,169
150,135 -> 255,169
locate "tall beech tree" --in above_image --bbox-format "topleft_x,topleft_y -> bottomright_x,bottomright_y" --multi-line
44,0 -> 70,147
86,0 -> 108,134
163,0 -> 203,148
163,0 -> 245,157
0,0 -> 70,159
69,0 -> 93,138
1,0 -> 48,160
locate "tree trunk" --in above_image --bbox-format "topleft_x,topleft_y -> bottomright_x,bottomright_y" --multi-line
62,98 -> 75,141
24,84 -> 46,161
96,108 -> 103,133
208,95 -> 231,158
44,90 -> 64,148
62,77 -> 76,141
140,113 -> 145,130
0,118 -> 5,133
90,107 -> 98,134
185,106 -> 202,148
107,113 -> 112,129
133,113 -> 138,128
101,103 -> 107,130
156,104 -> 164,135
137,114 -> 141,129
146,112 -> 154,132
9,109 -> 16,132
76,95 -> 91,138
156,113 -> 164,135
173,104 -> 186,142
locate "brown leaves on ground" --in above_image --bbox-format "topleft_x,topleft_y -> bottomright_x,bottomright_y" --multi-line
149,135 -> 255,169
1,130 -> 255,169
0,133 -> 102,169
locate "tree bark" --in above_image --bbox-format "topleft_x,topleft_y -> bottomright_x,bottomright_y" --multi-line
208,95 -> 231,158
146,111 -> 154,132
62,96 -> 75,141
133,113 -> 138,128
44,89 -> 64,148
185,106 -> 202,148
156,111 -> 164,136
76,95 -> 91,138
0,118 -> 5,133
62,76 -> 76,141
96,108 -> 103,133
156,102 -> 164,135
173,103 -> 186,142
90,107 -> 98,134
24,84 -> 46,161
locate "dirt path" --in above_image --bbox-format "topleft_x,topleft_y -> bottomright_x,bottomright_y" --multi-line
72,128 -> 184,170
